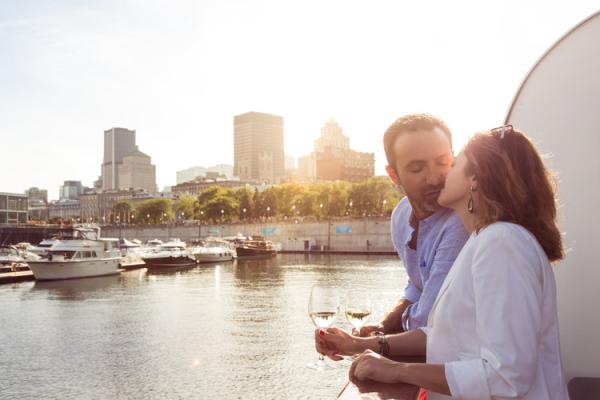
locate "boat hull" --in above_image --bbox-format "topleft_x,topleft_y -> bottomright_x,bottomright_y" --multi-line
142,256 -> 197,268
194,254 -> 234,263
235,247 -> 277,259
28,258 -> 121,281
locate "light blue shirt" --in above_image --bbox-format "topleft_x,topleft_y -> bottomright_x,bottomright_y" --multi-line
391,197 -> 469,331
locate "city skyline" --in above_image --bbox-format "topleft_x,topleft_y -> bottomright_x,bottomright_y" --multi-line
2,1 -> 599,199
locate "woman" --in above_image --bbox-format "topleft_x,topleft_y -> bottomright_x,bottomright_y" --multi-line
316,126 -> 569,399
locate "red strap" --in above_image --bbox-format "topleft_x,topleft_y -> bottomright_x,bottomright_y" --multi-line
418,388 -> 427,400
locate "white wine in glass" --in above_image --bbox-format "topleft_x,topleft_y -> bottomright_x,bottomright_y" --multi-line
345,291 -> 372,332
307,285 -> 339,370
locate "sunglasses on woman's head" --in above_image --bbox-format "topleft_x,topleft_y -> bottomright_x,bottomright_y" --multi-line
490,124 -> 514,140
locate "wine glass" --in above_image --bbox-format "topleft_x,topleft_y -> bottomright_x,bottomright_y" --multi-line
345,291 -> 372,333
307,285 -> 340,370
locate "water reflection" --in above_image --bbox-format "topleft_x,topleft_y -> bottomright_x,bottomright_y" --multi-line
32,274 -> 122,300
1,254 -> 406,399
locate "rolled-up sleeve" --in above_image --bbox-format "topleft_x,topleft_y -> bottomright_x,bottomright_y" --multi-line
445,231 -> 542,399
403,280 -> 421,304
402,223 -> 468,330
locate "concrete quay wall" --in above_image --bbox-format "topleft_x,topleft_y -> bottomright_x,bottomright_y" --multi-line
101,218 -> 396,254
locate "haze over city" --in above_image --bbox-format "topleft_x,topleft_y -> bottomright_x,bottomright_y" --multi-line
1,0 -> 598,199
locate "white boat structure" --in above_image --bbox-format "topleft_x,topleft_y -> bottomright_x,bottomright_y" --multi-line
0,245 -> 26,266
141,239 -> 196,268
117,238 -> 146,269
191,238 -> 236,263
27,225 -> 122,281
29,238 -> 61,257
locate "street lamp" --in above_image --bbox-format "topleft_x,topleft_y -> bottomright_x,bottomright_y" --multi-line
146,213 -> 150,224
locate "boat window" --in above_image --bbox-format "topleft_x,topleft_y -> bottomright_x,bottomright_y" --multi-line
50,251 -> 76,259
91,251 -> 97,258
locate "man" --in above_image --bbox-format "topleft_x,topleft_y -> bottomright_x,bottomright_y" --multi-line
358,114 -> 468,335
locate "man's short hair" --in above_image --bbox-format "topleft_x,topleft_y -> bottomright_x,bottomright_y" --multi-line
383,114 -> 453,167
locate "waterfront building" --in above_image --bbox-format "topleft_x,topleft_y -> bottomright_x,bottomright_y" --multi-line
47,199 -> 80,222
80,189 -> 141,222
0,192 -> 28,224
233,112 -> 284,184
176,164 -> 233,184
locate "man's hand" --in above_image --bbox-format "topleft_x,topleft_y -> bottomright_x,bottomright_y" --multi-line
349,349 -> 404,384
352,324 -> 384,337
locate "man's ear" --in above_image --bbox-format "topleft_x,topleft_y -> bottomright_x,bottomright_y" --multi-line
385,165 -> 401,186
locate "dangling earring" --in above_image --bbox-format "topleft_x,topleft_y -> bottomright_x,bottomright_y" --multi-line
467,186 -> 474,213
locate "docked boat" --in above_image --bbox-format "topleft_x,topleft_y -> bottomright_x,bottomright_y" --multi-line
233,236 -> 277,259
0,245 -> 25,266
29,238 -> 61,257
141,239 -> 196,268
117,238 -> 146,269
27,226 -> 122,281
191,238 -> 236,263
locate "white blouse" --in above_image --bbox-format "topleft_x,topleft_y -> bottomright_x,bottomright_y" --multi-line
423,222 -> 568,400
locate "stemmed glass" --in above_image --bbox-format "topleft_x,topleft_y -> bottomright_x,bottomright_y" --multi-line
345,291 -> 372,334
307,285 -> 340,370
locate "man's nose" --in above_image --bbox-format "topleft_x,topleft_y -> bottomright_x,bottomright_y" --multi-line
425,167 -> 445,186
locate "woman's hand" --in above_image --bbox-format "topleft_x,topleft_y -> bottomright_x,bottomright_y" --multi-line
349,349 -> 403,384
314,327 -> 364,360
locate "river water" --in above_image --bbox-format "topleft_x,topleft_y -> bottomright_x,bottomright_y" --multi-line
0,254 -> 407,400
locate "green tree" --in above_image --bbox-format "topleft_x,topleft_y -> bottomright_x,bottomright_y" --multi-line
196,186 -> 238,222
135,198 -> 173,224
235,187 -> 254,221
173,194 -> 196,220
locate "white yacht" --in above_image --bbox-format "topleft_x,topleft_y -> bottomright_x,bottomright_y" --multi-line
141,239 -> 196,268
191,238 -> 236,263
27,226 -> 122,281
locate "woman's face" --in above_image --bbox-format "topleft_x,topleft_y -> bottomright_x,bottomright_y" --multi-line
438,152 -> 475,211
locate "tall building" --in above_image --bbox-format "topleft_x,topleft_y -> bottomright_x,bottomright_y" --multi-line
233,112 -> 284,184
299,119 -> 375,183
101,127 -> 137,190
117,147 -> 157,193
100,127 -> 156,192
314,118 -> 350,152
59,180 -> 84,200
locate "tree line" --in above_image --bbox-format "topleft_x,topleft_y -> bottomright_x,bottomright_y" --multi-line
110,177 -> 403,224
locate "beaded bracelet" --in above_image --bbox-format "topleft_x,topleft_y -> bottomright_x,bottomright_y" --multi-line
376,332 -> 390,357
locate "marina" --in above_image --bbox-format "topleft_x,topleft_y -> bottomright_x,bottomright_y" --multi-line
0,254 -> 406,399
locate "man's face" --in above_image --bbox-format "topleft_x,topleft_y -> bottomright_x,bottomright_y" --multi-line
386,128 -> 453,214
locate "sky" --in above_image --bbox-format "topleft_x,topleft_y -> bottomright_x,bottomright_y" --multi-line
1,0 -> 599,200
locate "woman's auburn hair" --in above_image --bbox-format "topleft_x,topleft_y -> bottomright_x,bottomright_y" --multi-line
464,129 -> 564,262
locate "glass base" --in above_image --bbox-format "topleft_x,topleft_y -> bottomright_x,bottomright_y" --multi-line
306,357 -> 338,370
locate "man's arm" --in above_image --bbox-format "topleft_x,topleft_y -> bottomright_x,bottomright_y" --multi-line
380,298 -> 412,333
